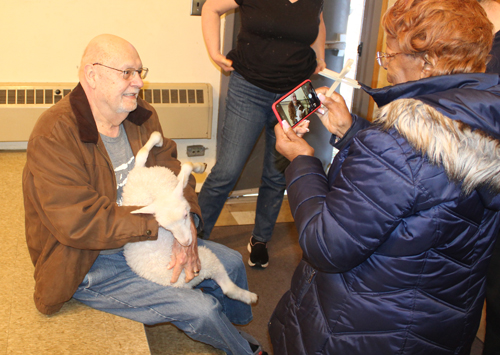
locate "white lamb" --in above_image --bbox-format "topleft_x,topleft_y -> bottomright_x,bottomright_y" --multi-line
122,131 -> 258,305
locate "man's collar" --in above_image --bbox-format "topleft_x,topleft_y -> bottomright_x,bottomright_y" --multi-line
69,83 -> 153,144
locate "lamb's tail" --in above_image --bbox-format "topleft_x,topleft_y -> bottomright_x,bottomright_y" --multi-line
135,132 -> 163,168
178,162 -> 207,188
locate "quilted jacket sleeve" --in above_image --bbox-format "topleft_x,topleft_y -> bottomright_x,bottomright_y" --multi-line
285,128 -> 417,272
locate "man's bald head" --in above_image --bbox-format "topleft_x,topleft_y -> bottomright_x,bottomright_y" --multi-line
79,34 -> 140,80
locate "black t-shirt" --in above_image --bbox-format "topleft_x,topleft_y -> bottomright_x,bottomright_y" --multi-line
227,0 -> 324,93
487,31 -> 500,75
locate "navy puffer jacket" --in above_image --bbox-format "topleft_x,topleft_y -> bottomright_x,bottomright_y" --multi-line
269,74 -> 500,355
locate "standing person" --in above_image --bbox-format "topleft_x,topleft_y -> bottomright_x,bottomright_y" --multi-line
478,2 -> 500,354
269,0 -> 500,354
23,34 -> 267,355
199,0 -> 325,269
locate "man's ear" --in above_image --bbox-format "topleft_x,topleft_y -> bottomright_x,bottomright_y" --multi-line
84,63 -> 98,89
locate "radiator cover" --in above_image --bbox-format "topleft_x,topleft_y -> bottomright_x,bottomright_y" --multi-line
0,82 -> 212,142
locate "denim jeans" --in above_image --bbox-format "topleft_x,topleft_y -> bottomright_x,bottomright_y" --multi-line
198,71 -> 289,242
72,239 -> 254,355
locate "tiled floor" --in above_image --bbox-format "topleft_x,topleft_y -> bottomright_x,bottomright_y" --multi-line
214,195 -> 293,227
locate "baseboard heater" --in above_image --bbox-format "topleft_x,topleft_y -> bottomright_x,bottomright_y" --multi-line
0,82 -> 213,144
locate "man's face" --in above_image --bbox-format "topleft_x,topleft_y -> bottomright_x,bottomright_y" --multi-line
94,52 -> 144,125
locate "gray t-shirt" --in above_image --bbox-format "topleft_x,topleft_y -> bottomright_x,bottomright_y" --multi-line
99,124 -> 135,254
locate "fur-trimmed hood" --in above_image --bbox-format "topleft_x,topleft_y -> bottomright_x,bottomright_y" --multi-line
363,73 -> 500,198
375,98 -> 500,195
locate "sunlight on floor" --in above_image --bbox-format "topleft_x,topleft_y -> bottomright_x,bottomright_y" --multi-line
215,196 -> 293,227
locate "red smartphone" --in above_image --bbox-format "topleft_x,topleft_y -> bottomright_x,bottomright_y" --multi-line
272,79 -> 321,128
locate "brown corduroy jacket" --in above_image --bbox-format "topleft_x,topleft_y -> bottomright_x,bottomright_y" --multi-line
22,83 -> 201,315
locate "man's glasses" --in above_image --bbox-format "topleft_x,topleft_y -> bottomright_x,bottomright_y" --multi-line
93,63 -> 149,80
376,52 -> 402,69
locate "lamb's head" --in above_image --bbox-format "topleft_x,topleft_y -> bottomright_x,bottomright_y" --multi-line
129,161 -> 205,247
155,194 -> 193,247
130,173 -> 194,246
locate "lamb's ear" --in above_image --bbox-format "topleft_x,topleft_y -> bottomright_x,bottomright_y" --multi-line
131,205 -> 156,215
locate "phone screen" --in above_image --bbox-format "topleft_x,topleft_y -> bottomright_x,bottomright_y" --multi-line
272,79 -> 321,128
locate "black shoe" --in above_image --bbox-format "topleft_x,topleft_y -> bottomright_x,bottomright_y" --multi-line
239,331 -> 268,355
247,236 -> 269,268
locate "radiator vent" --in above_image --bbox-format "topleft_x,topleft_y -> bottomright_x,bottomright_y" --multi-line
139,88 -> 204,104
0,87 -> 71,105
0,82 -> 212,142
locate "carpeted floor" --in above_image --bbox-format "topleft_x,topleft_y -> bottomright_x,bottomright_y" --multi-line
145,222 -> 302,355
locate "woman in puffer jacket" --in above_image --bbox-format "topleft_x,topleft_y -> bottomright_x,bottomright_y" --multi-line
269,0 -> 500,354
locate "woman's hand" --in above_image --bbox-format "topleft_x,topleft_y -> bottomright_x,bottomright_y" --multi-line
315,87 -> 353,138
212,53 -> 234,72
293,119 -> 310,138
167,219 -> 202,283
314,58 -> 327,75
275,120 -> 314,161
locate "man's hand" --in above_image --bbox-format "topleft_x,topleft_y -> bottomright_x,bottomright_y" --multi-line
315,87 -> 353,138
167,219 -> 202,284
275,120 -> 315,162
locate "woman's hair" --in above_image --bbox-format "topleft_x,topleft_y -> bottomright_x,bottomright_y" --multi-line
383,0 -> 493,75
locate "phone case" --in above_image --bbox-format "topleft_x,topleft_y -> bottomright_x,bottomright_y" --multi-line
272,79 -> 321,128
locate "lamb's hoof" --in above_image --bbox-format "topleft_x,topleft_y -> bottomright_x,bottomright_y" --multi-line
246,292 -> 259,305
193,163 -> 207,174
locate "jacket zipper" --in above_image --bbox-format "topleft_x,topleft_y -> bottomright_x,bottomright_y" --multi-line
307,270 -> 317,283
96,141 -> 118,202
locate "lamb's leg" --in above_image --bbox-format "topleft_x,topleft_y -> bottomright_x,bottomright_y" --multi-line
198,247 -> 258,305
135,131 -> 163,168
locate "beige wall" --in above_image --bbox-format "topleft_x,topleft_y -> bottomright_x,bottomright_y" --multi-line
0,0 -> 222,184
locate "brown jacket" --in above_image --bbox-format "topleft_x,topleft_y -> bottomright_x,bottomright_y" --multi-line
23,83 -> 201,315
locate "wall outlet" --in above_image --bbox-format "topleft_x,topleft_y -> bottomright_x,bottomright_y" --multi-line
190,0 -> 206,16
187,145 -> 207,157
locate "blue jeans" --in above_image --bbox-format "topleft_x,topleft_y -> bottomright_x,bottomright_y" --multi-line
198,71 -> 289,242
72,239 -> 254,355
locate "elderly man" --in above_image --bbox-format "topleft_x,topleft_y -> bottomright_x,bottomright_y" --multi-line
23,34 -> 265,355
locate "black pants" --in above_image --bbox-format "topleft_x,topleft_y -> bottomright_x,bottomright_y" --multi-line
483,234 -> 500,355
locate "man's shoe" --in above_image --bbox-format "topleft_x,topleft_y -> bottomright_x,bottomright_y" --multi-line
247,236 -> 269,268
239,331 -> 268,355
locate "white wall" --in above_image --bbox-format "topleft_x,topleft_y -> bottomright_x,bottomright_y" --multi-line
0,0 -> 223,187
